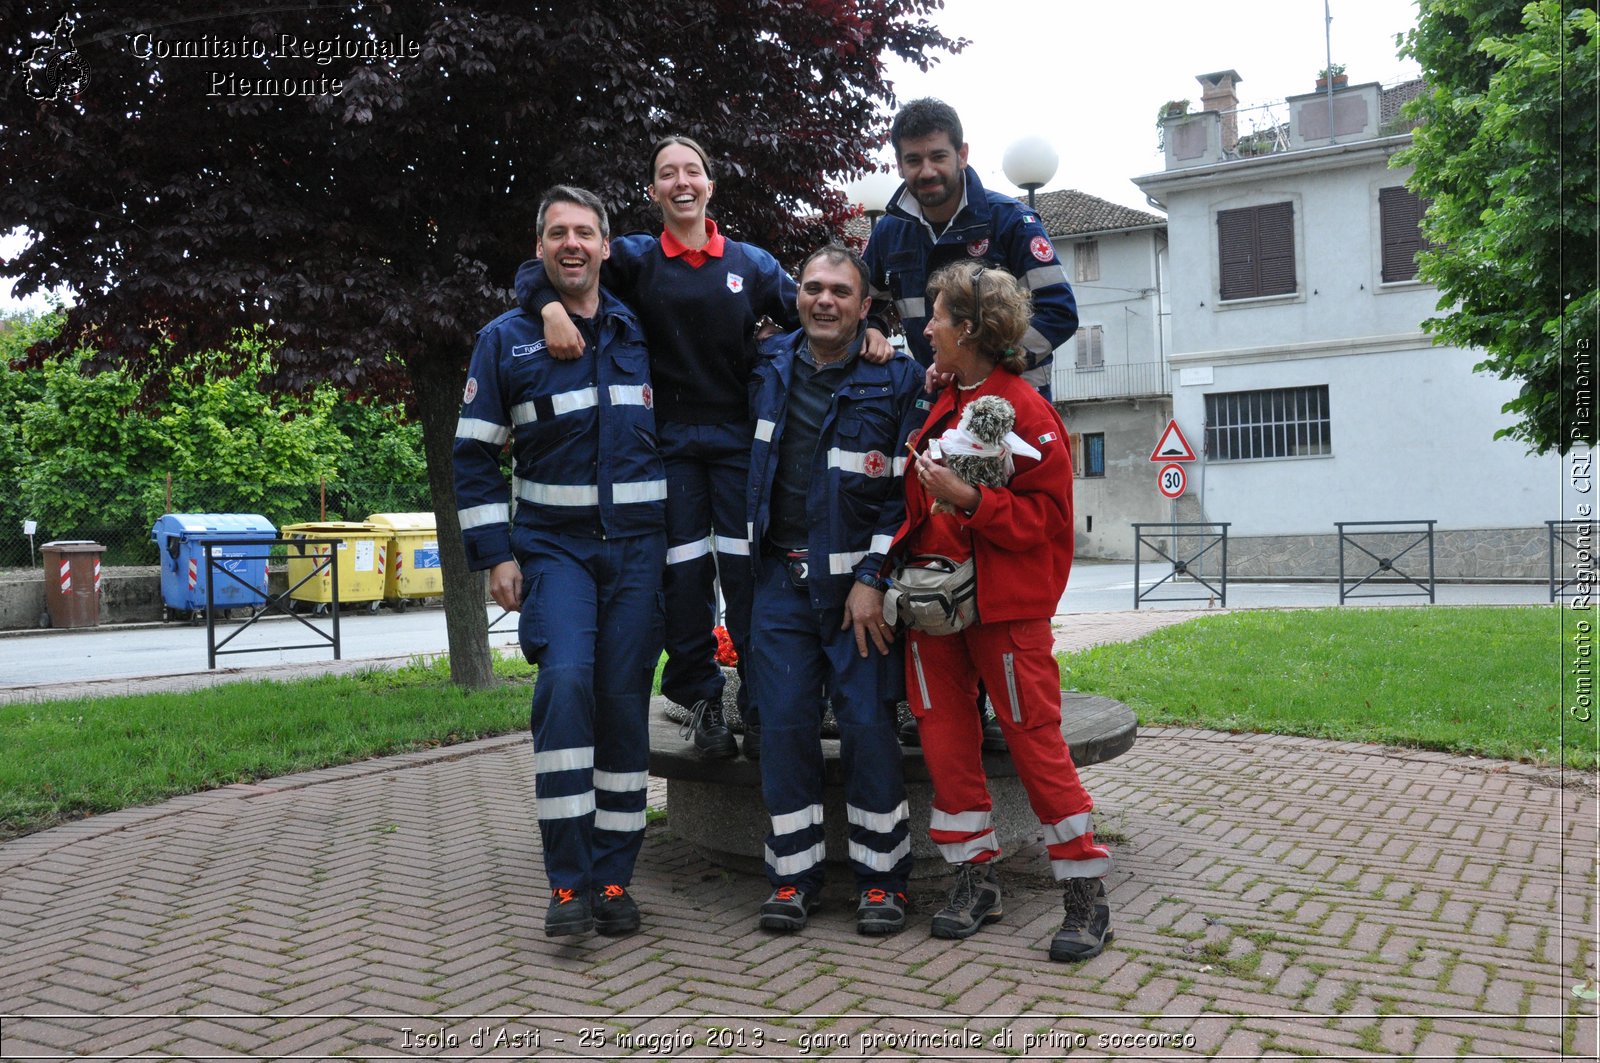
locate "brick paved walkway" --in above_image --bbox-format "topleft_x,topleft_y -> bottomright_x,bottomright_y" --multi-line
1,613 -> 1595,1060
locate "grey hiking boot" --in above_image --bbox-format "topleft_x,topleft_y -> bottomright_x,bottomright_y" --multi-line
929,862 -> 1002,939
1049,877 -> 1113,961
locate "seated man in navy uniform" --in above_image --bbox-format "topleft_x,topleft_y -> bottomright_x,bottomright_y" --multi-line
746,245 -> 926,935
453,185 -> 666,938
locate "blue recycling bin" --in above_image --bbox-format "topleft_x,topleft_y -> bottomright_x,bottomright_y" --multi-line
152,513 -> 276,622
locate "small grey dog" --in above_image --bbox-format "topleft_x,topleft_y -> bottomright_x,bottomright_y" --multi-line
933,395 -> 1018,514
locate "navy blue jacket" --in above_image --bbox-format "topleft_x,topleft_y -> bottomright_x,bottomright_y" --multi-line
862,168 -> 1078,388
747,329 -> 927,609
453,289 -> 665,570
517,231 -> 798,426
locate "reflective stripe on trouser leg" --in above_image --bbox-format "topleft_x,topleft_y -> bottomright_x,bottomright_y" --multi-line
750,556 -> 830,890
823,609 -> 911,890
968,618 -> 1108,879
706,430 -> 758,730
589,531 -> 665,888
904,628 -> 998,865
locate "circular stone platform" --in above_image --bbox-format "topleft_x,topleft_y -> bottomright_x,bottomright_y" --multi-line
647,692 -> 1136,879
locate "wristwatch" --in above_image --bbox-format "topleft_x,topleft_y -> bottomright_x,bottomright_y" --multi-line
854,571 -> 887,592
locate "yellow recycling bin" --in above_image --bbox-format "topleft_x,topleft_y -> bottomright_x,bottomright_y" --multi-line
282,521 -> 386,613
366,512 -> 443,611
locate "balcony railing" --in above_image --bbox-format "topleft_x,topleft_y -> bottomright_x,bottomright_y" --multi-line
1054,359 -> 1171,402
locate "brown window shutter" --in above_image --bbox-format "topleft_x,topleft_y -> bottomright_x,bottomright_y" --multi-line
1380,186 -> 1426,282
1069,433 -> 1084,479
1218,207 -> 1258,300
1219,203 -> 1296,299
1255,202 -> 1296,295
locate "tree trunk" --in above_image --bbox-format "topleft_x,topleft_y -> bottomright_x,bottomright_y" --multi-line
408,346 -> 496,690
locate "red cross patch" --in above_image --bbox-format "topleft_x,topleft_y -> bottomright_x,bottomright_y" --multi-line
967,238 -> 990,257
726,272 -> 745,293
462,377 -> 478,403
862,450 -> 888,477
1030,236 -> 1054,262
642,383 -> 653,409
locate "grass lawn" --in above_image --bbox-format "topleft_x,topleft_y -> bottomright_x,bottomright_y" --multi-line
0,654 -> 537,840
1058,606 -> 1593,769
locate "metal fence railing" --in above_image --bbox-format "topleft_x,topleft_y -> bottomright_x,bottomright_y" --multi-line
4,479 -> 433,569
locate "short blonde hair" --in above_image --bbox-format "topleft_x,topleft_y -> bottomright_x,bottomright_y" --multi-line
925,262 -> 1032,373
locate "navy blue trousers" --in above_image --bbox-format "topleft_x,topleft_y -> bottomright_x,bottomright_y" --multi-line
658,420 -> 757,725
516,527 -> 665,891
748,556 -> 911,893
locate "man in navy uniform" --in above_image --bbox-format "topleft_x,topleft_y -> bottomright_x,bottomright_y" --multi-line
746,245 -> 925,935
453,185 -> 666,938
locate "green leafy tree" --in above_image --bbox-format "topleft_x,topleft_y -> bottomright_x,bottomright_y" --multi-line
0,312 -> 55,565
1399,0 -> 1597,454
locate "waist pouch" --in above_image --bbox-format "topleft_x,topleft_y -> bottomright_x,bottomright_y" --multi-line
883,554 -> 978,636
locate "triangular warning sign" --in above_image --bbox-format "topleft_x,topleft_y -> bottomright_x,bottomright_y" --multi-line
1150,419 -> 1197,462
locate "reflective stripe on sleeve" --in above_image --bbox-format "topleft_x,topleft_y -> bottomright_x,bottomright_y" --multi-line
1025,264 -> 1067,290
455,417 -> 509,445
828,549 -> 867,575
666,537 -> 712,565
457,502 -> 507,531
714,535 -> 750,557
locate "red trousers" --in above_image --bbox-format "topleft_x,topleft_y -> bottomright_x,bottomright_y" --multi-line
907,618 -> 1111,880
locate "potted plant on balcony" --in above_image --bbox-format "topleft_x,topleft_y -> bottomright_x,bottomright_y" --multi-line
1155,99 -> 1190,150
1315,64 -> 1347,91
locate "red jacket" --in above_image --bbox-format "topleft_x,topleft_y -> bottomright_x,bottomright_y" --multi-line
889,367 -> 1074,623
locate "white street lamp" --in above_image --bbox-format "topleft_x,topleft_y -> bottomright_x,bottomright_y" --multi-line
841,168 -> 902,223
1002,136 -> 1059,210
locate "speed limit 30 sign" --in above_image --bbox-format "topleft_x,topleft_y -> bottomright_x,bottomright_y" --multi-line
1157,462 -> 1187,499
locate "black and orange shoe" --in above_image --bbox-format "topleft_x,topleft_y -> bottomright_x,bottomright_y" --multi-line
545,886 -> 594,938
856,887 -> 908,936
758,885 -> 819,932
592,884 -> 641,936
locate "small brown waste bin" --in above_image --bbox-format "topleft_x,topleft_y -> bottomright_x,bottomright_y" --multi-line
41,540 -> 105,628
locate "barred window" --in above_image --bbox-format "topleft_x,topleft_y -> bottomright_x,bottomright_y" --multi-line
1218,202 -> 1296,300
1204,385 -> 1331,460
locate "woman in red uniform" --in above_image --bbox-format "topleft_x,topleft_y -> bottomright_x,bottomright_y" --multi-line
891,262 -> 1113,962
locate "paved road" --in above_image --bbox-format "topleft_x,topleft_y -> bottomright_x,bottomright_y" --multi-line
0,564 -> 1551,695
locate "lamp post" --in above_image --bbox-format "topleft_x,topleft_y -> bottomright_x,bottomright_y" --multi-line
1002,135 -> 1059,210
841,167 -> 901,225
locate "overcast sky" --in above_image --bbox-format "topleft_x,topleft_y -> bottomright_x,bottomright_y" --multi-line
1,0 -> 1423,314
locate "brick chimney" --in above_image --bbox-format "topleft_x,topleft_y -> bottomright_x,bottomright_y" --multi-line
1197,69 -> 1242,154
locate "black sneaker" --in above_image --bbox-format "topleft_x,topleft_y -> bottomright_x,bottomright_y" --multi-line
681,698 -> 737,759
981,708 -> 1009,753
856,888 -> 908,936
741,722 -> 761,761
1049,877 -> 1113,962
758,885 -> 819,932
592,884 -> 640,936
898,715 -> 921,746
545,886 -> 594,937
930,863 -> 1002,940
